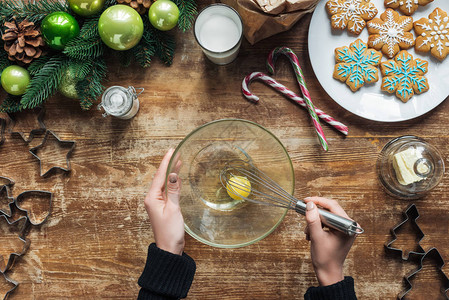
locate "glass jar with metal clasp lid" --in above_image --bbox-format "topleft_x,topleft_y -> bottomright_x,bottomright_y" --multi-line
98,86 -> 144,119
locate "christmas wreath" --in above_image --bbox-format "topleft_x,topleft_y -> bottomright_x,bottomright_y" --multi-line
0,0 -> 197,112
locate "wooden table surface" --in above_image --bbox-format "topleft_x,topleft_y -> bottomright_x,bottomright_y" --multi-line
1,1 -> 449,299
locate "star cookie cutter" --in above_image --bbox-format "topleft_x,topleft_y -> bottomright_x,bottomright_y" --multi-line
0,118 -> 5,146
0,185 -> 15,218
0,271 -> 18,300
398,247 -> 449,299
7,107 -> 46,143
29,130 -> 76,177
385,204 -> 426,260
0,215 -> 30,273
15,190 -> 52,226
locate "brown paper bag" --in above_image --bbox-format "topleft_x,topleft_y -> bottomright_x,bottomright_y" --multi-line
221,0 -> 320,44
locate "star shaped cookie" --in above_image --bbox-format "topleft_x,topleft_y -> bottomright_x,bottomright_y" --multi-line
333,39 -> 382,91
326,0 -> 378,35
380,50 -> 429,102
384,0 -> 434,16
414,7 -> 449,61
367,8 -> 414,59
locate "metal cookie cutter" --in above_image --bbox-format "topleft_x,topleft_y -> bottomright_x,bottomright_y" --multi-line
0,185 -> 15,218
15,190 -> 53,226
29,130 -> 76,177
0,177 -> 14,189
0,215 -> 30,273
0,271 -> 18,300
385,204 -> 426,260
398,247 -> 449,299
0,118 -> 5,146
7,107 -> 46,143
0,177 -> 15,217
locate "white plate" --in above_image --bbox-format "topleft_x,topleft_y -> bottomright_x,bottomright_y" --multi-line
308,0 -> 449,122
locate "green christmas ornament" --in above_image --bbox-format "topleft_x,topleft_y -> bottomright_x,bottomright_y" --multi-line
68,0 -> 105,17
98,5 -> 144,51
1,65 -> 31,96
41,12 -> 80,50
149,0 -> 179,31
58,69 -> 79,99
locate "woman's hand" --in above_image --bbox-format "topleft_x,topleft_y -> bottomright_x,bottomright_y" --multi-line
304,197 -> 357,286
144,149 -> 185,255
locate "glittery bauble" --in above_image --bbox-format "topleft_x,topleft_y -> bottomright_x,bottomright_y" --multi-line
148,0 -> 179,31
98,5 -> 144,51
1,65 -> 31,96
58,69 -> 79,99
68,0 -> 106,17
41,12 -> 80,50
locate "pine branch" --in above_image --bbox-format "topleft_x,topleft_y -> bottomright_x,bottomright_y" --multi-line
0,0 -> 70,23
0,56 -> 10,72
78,17 -> 100,40
68,59 -> 94,80
27,55 -> 52,75
0,94 -> 22,113
151,27 -> 175,65
63,37 -> 104,60
76,58 -> 107,110
131,18 -> 156,68
173,0 -> 197,32
131,43 -> 155,68
142,18 -> 175,65
63,17 -> 104,60
20,54 -> 69,109
0,39 -> 11,71
104,0 -> 118,8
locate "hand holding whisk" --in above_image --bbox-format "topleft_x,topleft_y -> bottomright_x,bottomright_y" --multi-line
220,159 -> 364,236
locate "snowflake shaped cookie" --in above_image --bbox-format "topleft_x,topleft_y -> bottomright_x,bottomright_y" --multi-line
414,8 -> 449,61
326,0 -> 378,35
380,50 -> 429,102
333,39 -> 382,91
367,9 -> 414,59
384,0 -> 434,16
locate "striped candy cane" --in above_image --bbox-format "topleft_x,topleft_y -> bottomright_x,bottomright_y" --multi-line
242,72 -> 348,136
267,47 -> 328,151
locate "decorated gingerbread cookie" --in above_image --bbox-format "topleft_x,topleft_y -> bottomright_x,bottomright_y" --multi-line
384,0 -> 434,16
326,0 -> 378,35
414,8 -> 449,61
380,50 -> 429,102
367,9 -> 414,59
334,39 -> 382,92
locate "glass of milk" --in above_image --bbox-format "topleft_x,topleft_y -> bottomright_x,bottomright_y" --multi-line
194,4 -> 243,65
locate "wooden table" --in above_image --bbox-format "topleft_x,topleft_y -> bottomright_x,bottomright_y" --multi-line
1,2 -> 449,299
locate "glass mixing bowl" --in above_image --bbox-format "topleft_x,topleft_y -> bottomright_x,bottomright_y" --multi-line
377,136 -> 445,199
166,119 -> 294,248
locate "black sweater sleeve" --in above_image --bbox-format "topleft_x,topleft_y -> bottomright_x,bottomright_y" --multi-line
137,243 -> 196,300
304,276 -> 357,300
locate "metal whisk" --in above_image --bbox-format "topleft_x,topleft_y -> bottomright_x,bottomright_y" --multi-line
219,159 -> 364,236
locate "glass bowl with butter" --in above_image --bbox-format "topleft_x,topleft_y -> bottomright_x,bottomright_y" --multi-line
377,136 -> 445,199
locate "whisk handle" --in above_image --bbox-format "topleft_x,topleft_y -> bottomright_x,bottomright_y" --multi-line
294,201 -> 363,236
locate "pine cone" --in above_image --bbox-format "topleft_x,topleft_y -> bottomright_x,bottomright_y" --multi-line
2,19 -> 45,64
117,0 -> 153,14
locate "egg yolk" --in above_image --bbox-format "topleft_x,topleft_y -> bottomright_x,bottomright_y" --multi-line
226,176 -> 251,200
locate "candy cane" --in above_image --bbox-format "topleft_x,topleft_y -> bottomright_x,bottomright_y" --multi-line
267,47 -> 328,151
242,72 -> 348,136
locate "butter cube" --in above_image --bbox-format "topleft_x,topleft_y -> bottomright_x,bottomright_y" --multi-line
392,148 -> 425,185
